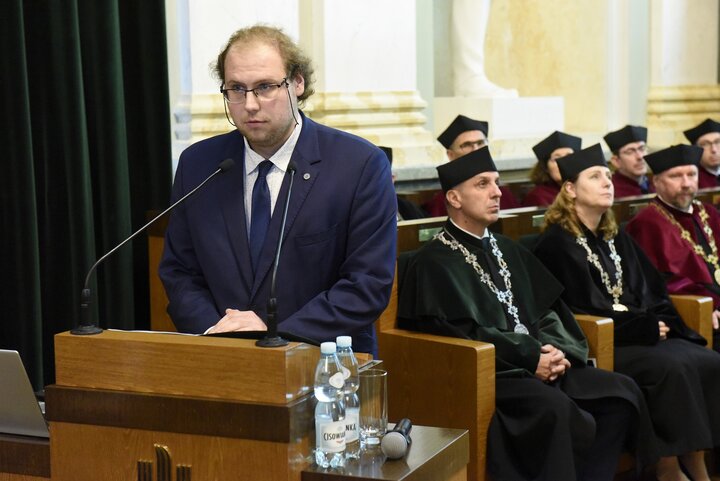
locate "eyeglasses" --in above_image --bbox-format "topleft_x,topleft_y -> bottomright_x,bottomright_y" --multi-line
221,78 -> 289,104
698,138 -> 720,150
619,144 -> 648,156
457,139 -> 488,152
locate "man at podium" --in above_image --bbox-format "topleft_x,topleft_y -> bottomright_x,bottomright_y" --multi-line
159,25 -> 396,355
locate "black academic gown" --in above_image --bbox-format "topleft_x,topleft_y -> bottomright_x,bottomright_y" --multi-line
534,223 -> 720,456
397,221 -> 657,481
396,195 -> 426,220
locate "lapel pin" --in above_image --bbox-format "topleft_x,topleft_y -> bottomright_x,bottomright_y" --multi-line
303,173 -> 311,180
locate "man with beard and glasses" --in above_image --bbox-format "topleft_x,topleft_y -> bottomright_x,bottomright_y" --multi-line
625,145 -> 720,352
159,25 -> 396,355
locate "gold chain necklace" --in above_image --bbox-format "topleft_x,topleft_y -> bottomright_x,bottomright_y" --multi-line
651,201 -> 720,285
435,230 -> 529,334
575,236 -> 627,311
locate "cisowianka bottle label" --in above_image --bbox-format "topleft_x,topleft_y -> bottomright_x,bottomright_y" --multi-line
319,420 -> 346,452
329,372 -> 345,389
344,408 -> 359,443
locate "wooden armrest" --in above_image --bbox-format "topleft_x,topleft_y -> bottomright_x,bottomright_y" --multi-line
574,315 -> 614,371
378,328 -> 494,481
670,294 -> 714,349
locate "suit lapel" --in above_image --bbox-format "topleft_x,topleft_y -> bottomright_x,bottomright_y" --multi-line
220,141 -> 255,294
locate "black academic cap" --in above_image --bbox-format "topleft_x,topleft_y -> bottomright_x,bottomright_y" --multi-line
379,146 -> 393,164
532,131 -> 582,163
644,144 -> 702,175
437,115 -> 489,149
684,118 -> 720,144
556,144 -> 608,182
437,147 -> 497,192
604,125 -> 648,153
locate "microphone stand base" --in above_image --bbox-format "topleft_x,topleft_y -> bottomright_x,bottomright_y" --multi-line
255,335 -> 289,348
70,325 -> 104,335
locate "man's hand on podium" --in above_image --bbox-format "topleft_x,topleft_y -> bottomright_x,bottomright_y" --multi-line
206,309 -> 268,334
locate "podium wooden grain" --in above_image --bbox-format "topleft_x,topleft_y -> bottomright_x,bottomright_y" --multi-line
48,330 -> 320,481
0,434 -> 50,481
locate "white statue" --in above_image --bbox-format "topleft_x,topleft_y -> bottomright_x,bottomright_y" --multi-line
451,0 -> 518,98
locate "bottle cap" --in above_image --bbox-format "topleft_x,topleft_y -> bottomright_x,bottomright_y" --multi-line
320,342 -> 337,354
336,336 -> 352,348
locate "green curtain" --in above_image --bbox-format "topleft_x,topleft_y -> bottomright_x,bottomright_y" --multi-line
1,0 -> 172,389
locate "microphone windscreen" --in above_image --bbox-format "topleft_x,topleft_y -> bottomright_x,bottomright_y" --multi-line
218,158 -> 235,172
380,431 -> 409,459
287,160 -> 297,173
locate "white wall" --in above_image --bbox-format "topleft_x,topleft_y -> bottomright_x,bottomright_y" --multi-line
187,0 -> 300,93
321,0 -> 417,92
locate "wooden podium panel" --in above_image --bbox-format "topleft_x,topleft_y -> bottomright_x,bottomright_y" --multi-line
0,434 -> 50,481
50,330 -> 320,480
54,330 -> 318,405
50,422 -> 312,481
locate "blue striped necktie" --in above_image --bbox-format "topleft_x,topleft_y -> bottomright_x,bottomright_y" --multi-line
249,160 -> 273,272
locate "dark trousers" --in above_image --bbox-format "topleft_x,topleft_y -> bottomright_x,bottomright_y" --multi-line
575,397 -> 634,481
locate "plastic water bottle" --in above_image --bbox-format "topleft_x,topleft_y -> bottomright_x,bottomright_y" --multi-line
314,342 -> 346,468
336,336 -> 360,458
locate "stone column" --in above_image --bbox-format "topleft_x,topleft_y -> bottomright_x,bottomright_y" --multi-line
298,0 -> 443,170
646,0 -> 720,146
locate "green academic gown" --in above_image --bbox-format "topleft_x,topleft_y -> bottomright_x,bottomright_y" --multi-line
397,221 -> 657,481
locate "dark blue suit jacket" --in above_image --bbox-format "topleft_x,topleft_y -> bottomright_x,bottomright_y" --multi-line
159,114 -> 397,354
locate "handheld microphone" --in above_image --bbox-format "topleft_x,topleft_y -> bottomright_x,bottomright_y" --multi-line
72,158 -> 235,335
256,161 -> 296,347
381,418 -> 413,459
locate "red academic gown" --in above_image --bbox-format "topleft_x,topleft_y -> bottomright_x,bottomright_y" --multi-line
698,167 -> 720,189
625,198 -> 720,308
522,182 -> 560,207
612,172 -> 654,198
422,186 -> 519,217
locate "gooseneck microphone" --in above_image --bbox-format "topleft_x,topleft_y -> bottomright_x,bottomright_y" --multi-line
381,418 -> 413,459
72,158 -> 235,335
256,162 -> 296,347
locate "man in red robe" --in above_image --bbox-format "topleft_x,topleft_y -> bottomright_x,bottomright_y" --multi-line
684,118 -> 720,189
424,115 -> 519,216
604,125 -> 654,198
625,144 -> 720,351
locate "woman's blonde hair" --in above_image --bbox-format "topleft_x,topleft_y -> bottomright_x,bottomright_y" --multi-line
543,181 -> 618,240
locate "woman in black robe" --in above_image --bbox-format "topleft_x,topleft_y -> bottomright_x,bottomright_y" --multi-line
534,144 -> 720,481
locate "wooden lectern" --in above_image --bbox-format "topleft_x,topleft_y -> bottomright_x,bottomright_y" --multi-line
47,330 -> 320,480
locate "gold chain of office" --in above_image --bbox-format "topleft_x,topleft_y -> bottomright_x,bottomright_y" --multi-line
575,236 -> 627,311
435,230 -> 529,335
651,201 -> 720,285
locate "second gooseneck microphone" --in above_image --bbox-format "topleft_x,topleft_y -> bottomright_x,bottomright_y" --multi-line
256,161 -> 297,347
73,158 -> 235,335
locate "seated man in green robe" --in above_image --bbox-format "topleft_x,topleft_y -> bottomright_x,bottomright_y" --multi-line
397,147 -> 657,481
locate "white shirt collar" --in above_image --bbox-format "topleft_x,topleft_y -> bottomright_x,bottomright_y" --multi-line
450,218 -> 489,240
703,164 -> 720,177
